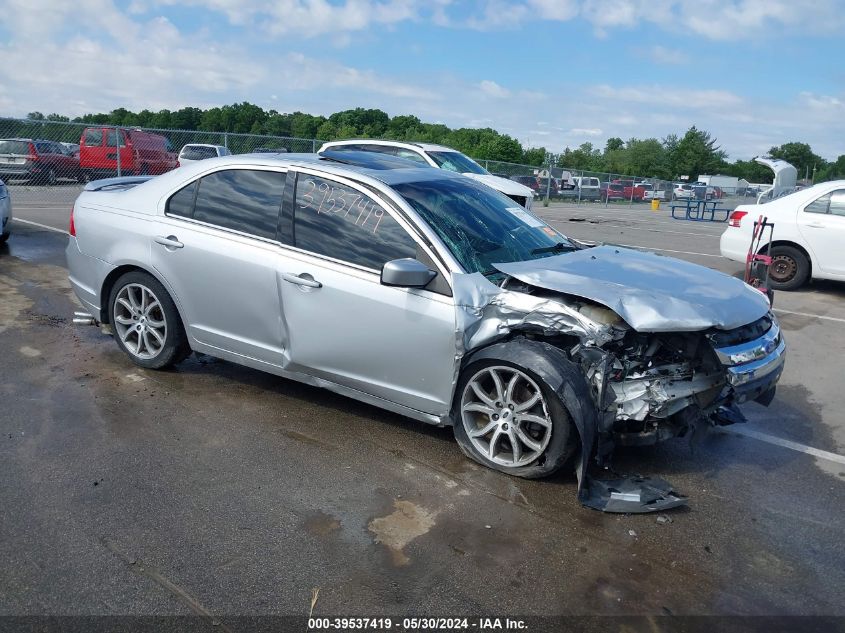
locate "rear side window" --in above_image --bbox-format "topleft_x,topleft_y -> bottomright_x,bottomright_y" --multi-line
394,149 -> 428,164
831,191 -> 845,217
293,174 -> 417,270
106,130 -> 126,148
807,189 -> 845,216
181,146 -> 218,161
166,181 -> 197,218
182,169 -> 286,239
83,129 -> 103,146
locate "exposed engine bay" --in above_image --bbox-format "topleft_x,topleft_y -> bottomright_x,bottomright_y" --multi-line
453,250 -> 784,513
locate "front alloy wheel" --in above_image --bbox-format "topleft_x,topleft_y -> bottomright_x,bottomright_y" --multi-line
460,366 -> 552,468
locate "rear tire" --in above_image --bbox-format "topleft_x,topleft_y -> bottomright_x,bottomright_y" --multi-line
453,359 -> 579,479
108,271 -> 190,369
767,245 -> 810,291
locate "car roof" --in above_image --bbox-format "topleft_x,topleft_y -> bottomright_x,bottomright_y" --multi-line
181,143 -> 223,149
318,149 -> 434,171
181,152 -> 465,187
321,139 -> 460,153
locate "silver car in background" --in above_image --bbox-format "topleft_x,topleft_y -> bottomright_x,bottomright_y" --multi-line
66,154 -> 785,511
0,178 -> 11,243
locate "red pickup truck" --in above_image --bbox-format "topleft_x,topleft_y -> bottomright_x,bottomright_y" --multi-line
611,179 -> 647,201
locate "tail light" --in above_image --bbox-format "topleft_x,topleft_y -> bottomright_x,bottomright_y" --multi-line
69,206 -> 76,236
728,210 -> 748,227
27,142 -> 38,161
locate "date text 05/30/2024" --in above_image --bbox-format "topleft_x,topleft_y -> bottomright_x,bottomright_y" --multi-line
307,617 -> 528,630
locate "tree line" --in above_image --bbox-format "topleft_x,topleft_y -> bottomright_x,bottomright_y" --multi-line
23,105 -> 845,183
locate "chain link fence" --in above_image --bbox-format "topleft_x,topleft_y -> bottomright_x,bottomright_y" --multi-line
1,116 -> 760,212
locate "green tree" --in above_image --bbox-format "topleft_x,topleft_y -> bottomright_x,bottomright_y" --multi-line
522,146 -> 547,166
605,137 -> 624,152
668,126 -> 727,180
625,138 -> 668,178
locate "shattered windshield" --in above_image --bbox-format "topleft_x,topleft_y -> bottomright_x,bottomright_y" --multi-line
392,177 -> 575,275
426,151 -> 489,175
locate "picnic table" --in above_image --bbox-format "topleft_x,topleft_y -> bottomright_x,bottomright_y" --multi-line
670,198 -> 731,222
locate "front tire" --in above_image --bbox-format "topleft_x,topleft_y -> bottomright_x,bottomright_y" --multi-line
767,245 -> 810,291
108,271 -> 190,369
453,360 -> 578,479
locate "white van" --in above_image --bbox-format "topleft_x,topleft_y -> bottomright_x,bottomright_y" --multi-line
573,176 -> 601,200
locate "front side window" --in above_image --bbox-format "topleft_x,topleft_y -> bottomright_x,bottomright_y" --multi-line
293,174 -> 417,270
392,176 -> 572,275
426,151 -> 488,175
83,129 -> 103,147
166,169 -> 285,239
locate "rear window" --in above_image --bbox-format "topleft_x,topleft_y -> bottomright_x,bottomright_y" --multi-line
181,146 -> 219,161
0,140 -> 32,154
83,129 -> 103,147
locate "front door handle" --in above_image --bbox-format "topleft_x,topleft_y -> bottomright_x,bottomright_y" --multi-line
805,222 -> 826,229
154,235 -> 184,249
282,272 -> 322,289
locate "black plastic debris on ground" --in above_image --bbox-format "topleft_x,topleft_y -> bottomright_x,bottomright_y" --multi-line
579,475 -> 688,513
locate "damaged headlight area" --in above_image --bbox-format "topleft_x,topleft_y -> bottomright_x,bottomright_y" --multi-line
576,312 -> 784,450
457,273 -> 785,513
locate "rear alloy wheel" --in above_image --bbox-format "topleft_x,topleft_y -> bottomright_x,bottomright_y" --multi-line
767,245 -> 810,291
109,271 -> 190,369
454,361 -> 577,478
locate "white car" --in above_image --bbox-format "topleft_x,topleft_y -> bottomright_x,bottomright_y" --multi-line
673,184 -> 695,200
720,180 -> 845,290
178,144 -> 232,165
318,139 -> 535,210
0,178 -> 11,243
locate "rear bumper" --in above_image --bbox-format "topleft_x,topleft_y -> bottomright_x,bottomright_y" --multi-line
719,228 -> 749,263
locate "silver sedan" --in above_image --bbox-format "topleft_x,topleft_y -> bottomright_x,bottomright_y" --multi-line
66,154 -> 785,509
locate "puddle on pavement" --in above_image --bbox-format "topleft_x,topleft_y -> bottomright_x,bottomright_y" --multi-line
368,500 -> 436,566
304,511 -> 342,537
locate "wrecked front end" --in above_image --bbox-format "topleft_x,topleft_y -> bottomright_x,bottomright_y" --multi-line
453,247 -> 785,513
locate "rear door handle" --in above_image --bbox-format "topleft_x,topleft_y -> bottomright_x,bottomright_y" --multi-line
154,235 -> 184,249
281,272 -> 322,289
805,223 -> 826,229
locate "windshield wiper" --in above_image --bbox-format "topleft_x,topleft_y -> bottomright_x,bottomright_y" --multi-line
530,242 -> 574,255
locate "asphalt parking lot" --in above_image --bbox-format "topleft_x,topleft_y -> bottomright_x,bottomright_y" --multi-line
2,196 -> 845,624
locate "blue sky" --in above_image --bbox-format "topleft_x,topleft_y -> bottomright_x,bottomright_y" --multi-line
0,0 -> 843,160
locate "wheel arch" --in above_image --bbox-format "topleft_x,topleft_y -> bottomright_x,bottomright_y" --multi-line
100,264 -> 188,328
459,337 -> 598,474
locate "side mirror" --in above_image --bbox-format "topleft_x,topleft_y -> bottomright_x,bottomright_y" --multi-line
381,258 -> 437,288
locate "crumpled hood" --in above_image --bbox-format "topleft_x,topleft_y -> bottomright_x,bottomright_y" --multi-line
493,245 -> 770,331
462,172 -> 534,198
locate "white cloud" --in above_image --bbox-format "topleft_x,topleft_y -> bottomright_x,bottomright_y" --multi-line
570,127 -> 603,136
591,84 -> 744,110
642,45 -> 689,65
478,80 -> 511,98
